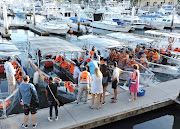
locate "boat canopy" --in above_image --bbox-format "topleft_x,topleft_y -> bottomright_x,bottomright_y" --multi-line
28,37 -> 83,53
78,35 -> 129,48
107,32 -> 155,44
70,17 -> 89,22
145,30 -> 180,38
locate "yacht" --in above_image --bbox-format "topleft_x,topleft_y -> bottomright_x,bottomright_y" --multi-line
36,18 -> 69,35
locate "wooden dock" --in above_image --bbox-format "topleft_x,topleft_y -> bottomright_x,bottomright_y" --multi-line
0,24 -> 49,37
0,79 -> 179,129
9,24 -> 50,36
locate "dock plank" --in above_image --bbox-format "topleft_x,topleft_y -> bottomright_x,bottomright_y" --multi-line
0,79 -> 180,129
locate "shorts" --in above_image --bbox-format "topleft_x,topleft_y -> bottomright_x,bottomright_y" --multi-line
112,80 -> 118,89
102,77 -> 108,86
23,104 -> 37,115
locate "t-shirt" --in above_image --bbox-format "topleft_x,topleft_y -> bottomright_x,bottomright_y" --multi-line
46,83 -> 59,101
84,54 -> 90,62
112,67 -> 122,83
4,61 -> 16,75
87,61 -> 98,75
73,66 -> 81,78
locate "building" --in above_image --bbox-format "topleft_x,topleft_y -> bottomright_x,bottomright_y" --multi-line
140,0 -> 178,6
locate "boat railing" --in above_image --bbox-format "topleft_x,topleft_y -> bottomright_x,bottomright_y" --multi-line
0,88 -> 18,119
119,62 -> 154,85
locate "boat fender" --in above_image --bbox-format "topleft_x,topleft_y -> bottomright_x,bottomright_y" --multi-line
33,71 -> 39,85
24,59 -> 29,68
168,37 -> 174,43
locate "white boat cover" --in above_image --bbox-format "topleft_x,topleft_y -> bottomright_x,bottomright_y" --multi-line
78,35 -> 129,48
28,37 -> 83,53
107,32 -> 155,44
145,30 -> 180,38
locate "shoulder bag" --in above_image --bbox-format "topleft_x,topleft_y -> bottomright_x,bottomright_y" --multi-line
47,85 -> 60,107
30,87 -> 39,108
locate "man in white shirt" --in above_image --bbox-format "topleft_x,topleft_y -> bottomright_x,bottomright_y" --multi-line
84,50 -> 90,62
92,53 -> 100,63
111,62 -> 122,103
4,57 -> 16,94
73,62 -> 81,86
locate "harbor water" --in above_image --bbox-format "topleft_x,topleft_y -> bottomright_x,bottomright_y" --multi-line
2,16 -> 180,128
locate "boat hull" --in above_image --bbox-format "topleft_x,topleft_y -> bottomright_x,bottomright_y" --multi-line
90,21 -> 132,32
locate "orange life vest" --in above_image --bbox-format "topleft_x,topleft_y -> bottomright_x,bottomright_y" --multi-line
55,55 -> 62,63
152,52 -> 158,61
90,50 -> 96,57
173,47 -> 178,51
135,48 -> 139,53
128,59 -> 135,67
121,54 -> 126,62
80,71 -> 89,82
167,45 -> 172,50
140,57 -> 147,66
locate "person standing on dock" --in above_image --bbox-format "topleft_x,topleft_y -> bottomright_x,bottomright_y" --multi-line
129,64 -> 140,102
100,59 -> 110,105
46,77 -> 62,122
90,67 -> 103,109
18,75 -> 39,129
111,62 -> 122,103
87,58 -> 98,75
76,67 -> 90,106
4,56 -> 16,94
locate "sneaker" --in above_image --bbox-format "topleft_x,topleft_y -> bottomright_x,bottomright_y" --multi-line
48,117 -> 53,122
84,100 -> 90,104
55,116 -> 58,121
75,103 -> 79,106
22,123 -> 28,129
33,123 -> 37,128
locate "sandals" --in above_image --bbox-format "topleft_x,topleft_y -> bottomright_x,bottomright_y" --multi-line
129,99 -> 134,102
110,100 -> 116,103
89,105 -> 93,109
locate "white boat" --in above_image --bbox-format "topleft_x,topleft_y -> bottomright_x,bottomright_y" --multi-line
36,19 -> 69,35
122,16 -> 146,29
26,37 -> 84,102
90,20 -> 132,32
69,17 -> 92,33
78,35 -> 154,85
139,14 -> 166,30
0,38 -> 25,118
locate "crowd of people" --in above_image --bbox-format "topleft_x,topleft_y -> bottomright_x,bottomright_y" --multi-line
73,46 -> 140,108
4,44 -> 142,128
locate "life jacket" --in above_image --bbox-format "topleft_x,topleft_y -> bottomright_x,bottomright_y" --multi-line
100,60 -> 104,65
173,47 -> 178,51
178,48 -> 180,52
128,59 -> 135,67
79,57 -> 84,62
114,55 -> 119,61
140,57 -> 147,66
167,45 -> 172,50
135,48 -> 139,53
80,71 -> 89,82
121,54 -> 126,62
60,61 -> 68,68
55,55 -> 62,63
90,50 -> 96,57
152,52 -> 158,61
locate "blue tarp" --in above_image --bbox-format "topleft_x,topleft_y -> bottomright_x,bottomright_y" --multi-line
70,17 -> 89,22
139,14 -> 159,18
